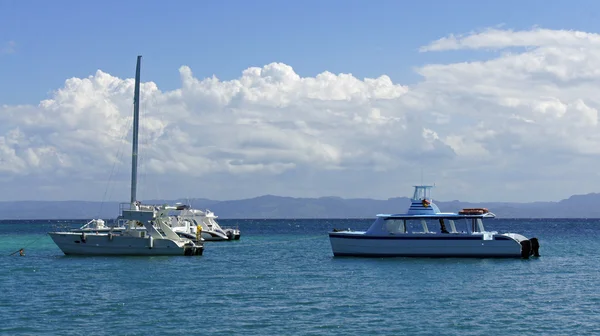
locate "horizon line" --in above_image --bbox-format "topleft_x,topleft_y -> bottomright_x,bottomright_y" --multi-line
0,192 -> 593,204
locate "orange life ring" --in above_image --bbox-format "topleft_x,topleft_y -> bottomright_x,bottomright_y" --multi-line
458,208 -> 489,215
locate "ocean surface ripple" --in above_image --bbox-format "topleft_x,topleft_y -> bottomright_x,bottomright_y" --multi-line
1,218 -> 598,335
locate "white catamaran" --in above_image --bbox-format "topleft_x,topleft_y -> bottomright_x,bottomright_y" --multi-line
49,56 -> 204,256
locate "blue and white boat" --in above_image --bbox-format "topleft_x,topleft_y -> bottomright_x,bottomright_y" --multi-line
328,185 -> 540,258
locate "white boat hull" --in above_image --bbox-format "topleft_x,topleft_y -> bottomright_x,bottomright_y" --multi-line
329,232 -> 528,258
75,227 -> 239,242
203,228 -> 241,241
202,231 -> 229,241
171,229 -> 229,241
49,232 -> 202,256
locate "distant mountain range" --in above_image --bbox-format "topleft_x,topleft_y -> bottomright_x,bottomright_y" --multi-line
0,192 -> 599,220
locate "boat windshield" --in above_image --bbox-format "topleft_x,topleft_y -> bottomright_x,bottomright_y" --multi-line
412,186 -> 433,200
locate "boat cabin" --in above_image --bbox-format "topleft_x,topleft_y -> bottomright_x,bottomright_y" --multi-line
366,185 -> 496,237
374,216 -> 489,235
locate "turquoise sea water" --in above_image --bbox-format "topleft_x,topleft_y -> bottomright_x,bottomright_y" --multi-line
1,218 -> 599,335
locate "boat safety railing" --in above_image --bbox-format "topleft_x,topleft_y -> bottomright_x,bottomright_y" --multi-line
119,202 -> 132,213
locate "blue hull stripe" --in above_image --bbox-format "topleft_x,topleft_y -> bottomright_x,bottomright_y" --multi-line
329,234 -> 512,241
332,253 -> 520,258
381,215 -> 487,219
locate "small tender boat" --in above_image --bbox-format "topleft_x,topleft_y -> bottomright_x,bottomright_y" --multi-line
171,207 -> 241,242
328,185 -> 540,259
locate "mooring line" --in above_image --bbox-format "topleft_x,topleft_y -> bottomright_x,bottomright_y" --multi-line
6,233 -> 48,256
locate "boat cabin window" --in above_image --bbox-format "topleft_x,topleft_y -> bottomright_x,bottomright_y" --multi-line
384,219 -> 406,234
381,217 -> 488,234
455,218 -> 485,233
383,218 -> 463,234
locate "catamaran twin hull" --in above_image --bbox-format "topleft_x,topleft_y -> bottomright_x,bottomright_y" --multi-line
49,232 -> 203,256
329,233 -> 539,258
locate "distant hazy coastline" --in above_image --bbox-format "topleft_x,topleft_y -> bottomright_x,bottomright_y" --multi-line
0,192 -> 597,220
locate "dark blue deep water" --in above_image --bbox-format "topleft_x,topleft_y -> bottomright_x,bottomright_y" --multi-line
1,218 -> 599,335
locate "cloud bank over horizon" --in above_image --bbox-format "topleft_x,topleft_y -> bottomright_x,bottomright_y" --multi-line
2,27 -> 600,203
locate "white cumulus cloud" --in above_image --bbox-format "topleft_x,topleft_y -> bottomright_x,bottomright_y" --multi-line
3,27 -> 600,203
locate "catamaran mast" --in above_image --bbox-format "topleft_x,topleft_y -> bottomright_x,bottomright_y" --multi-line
130,55 -> 142,206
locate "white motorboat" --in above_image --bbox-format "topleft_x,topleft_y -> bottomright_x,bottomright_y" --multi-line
48,56 -> 204,256
171,206 -> 241,241
328,185 -> 540,259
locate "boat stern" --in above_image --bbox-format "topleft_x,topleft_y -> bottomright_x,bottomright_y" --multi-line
498,233 -> 540,259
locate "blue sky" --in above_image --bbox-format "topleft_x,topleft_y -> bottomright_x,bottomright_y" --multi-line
2,0 -> 600,202
2,0 -> 599,105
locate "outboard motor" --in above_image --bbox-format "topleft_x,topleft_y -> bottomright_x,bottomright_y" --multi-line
520,239 -> 531,259
520,238 -> 541,259
530,237 -> 540,257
